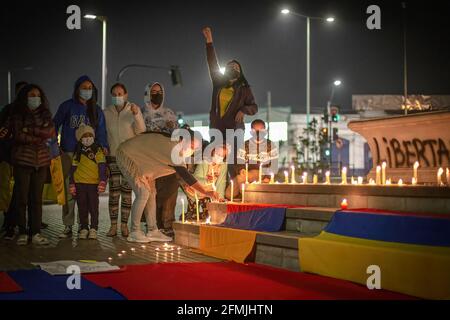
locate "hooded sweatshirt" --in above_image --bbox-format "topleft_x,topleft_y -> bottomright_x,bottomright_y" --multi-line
53,75 -> 109,153
140,82 -> 178,135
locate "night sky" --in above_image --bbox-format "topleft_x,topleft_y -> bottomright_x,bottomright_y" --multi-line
1,0 -> 450,115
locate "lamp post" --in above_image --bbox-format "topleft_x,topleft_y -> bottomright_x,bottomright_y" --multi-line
281,9 -> 335,167
327,79 -> 342,171
84,14 -> 107,109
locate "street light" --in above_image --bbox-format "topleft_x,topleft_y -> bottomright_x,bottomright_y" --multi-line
84,14 -> 107,109
334,80 -> 342,87
281,8 -> 335,167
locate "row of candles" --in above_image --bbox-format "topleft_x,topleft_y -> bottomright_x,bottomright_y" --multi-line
108,243 -> 182,262
246,161 -> 450,187
179,161 -> 449,224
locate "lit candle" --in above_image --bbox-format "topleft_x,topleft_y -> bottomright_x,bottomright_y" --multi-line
437,167 -> 444,186
241,183 -> 245,203
302,172 -> 307,184
351,176 -> 357,185
340,199 -> 348,210
108,257 -> 112,262
381,162 -> 387,185
181,198 -> 185,224
413,161 -> 419,183
446,168 -> 450,186
291,165 -> 296,184
357,176 -> 363,185
398,179 -> 403,186
412,177 -> 417,185
369,178 -> 376,185
341,167 -> 347,185
230,180 -> 234,202
195,192 -> 200,223
386,178 -> 392,185
245,163 -> 249,184
259,164 -> 263,184
325,171 -> 330,184
376,165 -> 381,185
313,174 -> 318,184
131,248 -> 136,252
270,172 -> 275,184
284,170 -> 289,184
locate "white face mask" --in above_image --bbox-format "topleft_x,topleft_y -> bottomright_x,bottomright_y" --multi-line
182,148 -> 194,158
81,136 -> 94,147
212,154 -> 224,164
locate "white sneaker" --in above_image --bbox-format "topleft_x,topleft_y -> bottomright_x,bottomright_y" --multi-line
59,226 -> 72,238
146,229 -> 173,242
127,230 -> 150,243
88,228 -> 97,240
79,229 -> 89,240
32,233 -> 50,245
16,234 -> 29,246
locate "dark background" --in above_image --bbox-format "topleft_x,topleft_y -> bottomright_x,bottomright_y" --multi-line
1,0 -> 449,115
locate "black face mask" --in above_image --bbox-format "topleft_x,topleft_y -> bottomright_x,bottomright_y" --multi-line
226,69 -> 240,81
150,93 -> 163,105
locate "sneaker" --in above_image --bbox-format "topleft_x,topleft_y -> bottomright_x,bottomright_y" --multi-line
88,228 -> 97,240
161,228 -> 175,238
121,223 -> 129,237
59,226 -> 72,238
127,230 -> 150,243
78,229 -> 89,240
32,233 -> 50,245
146,229 -> 173,242
3,227 -> 16,240
106,224 -> 117,237
16,234 -> 29,246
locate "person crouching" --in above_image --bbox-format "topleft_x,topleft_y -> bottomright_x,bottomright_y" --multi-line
69,124 -> 107,240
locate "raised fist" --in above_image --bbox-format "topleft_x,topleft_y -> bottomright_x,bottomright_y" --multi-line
202,27 -> 213,43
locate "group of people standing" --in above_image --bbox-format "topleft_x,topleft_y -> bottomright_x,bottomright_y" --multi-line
0,26 -> 278,245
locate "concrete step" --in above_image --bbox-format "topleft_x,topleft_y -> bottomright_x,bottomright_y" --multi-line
285,207 -> 335,233
172,222 -> 318,272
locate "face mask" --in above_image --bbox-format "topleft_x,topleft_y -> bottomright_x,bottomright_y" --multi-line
27,97 -> 41,110
212,154 -> 224,164
226,69 -> 240,81
81,136 -> 94,147
79,89 -> 93,101
112,96 -> 125,107
182,148 -> 194,158
251,129 -> 267,140
150,93 -> 163,105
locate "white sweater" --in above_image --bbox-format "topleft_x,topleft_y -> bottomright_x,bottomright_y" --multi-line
104,102 -> 146,157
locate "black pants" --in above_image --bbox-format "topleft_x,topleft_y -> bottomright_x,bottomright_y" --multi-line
13,165 -> 47,236
156,174 -> 179,230
75,183 -> 99,230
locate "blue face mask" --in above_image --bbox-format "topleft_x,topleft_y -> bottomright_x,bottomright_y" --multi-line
79,89 -> 93,101
112,96 -> 125,107
27,97 -> 41,110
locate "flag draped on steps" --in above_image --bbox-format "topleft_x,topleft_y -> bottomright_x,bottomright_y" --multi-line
299,209 -> 450,300
221,203 -> 300,232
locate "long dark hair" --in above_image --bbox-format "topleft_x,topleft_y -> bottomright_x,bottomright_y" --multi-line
74,81 -> 99,128
14,84 -> 50,114
227,59 -> 250,87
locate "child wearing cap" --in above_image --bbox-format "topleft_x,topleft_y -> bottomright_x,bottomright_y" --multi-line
69,124 -> 107,240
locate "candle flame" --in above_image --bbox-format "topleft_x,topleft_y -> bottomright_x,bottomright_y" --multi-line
413,161 -> 419,169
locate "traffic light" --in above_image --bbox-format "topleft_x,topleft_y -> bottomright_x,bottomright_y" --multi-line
177,113 -> 185,126
170,65 -> 182,87
333,127 -> 339,140
330,106 -> 340,122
